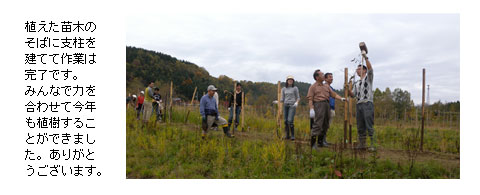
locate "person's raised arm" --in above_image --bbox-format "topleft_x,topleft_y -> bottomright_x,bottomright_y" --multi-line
365,57 -> 372,71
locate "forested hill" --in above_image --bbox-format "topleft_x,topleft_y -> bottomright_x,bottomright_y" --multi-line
126,46 -> 312,105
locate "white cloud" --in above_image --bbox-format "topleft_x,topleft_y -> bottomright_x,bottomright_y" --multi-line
127,13 -> 459,104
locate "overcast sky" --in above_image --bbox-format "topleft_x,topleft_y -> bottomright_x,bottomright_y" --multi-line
126,14 -> 459,105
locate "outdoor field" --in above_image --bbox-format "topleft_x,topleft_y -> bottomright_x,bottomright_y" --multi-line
126,104 -> 460,179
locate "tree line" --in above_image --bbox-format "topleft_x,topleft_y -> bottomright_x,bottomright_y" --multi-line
126,46 -> 459,120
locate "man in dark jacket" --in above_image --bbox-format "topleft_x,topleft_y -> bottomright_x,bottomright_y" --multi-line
228,83 -> 244,131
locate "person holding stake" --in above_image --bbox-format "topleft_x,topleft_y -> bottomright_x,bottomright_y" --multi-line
347,42 -> 375,150
307,69 -> 346,149
323,72 -> 336,146
227,83 -> 244,132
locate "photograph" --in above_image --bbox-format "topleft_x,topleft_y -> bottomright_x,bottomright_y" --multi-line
125,14 -> 459,179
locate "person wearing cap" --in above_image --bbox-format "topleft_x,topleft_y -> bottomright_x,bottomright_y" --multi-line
307,69 -> 346,149
347,51 -> 375,150
227,83 -> 244,132
143,82 -> 155,123
126,93 -> 136,109
200,85 -> 232,138
136,91 -> 145,120
127,94 -> 137,109
280,75 -> 300,140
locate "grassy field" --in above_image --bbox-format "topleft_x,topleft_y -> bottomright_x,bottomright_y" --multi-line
126,105 -> 459,179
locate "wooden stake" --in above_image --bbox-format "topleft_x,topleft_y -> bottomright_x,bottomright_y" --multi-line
232,81 -> 237,136
348,80 -> 353,148
169,81 -> 173,123
241,91 -> 245,131
276,81 -> 282,138
344,68 -> 348,148
421,69 -> 425,151
184,87 -> 197,124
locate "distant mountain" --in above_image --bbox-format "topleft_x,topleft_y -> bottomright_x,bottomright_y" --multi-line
126,46 -> 312,105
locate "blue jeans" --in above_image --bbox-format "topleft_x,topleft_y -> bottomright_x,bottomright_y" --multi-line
228,106 -> 241,125
283,104 -> 296,125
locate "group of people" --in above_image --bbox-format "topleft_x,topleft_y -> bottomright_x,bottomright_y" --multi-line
198,51 -> 375,150
199,83 -> 244,138
306,52 -> 375,150
128,49 -> 375,150
126,82 -> 163,124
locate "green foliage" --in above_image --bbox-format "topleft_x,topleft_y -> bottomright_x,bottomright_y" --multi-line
126,106 -> 459,179
126,46 -> 312,106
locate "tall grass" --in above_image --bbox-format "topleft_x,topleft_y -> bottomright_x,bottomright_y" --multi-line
126,106 -> 459,179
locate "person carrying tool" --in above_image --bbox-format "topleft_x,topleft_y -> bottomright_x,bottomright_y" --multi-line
200,85 -> 233,138
347,43 -> 375,150
280,75 -> 300,140
307,69 -> 346,149
227,83 -> 244,132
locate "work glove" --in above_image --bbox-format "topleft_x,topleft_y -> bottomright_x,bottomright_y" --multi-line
309,108 -> 315,118
228,107 -> 231,111
272,100 -> 278,105
362,50 -> 368,58
202,115 -> 207,122
293,102 -> 298,107
341,97 -> 346,102
215,114 -> 219,121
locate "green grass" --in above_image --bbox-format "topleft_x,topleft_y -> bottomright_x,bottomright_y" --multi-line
126,106 -> 459,179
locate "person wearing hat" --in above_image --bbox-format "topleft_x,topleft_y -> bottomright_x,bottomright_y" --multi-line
126,93 -> 136,109
307,69 -> 346,149
280,75 -> 300,140
199,85 -> 232,138
136,91 -> 145,120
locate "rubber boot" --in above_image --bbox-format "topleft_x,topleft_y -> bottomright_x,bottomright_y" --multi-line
317,134 -> 325,147
356,136 -> 367,150
289,124 -> 295,140
310,136 -> 318,149
283,122 -> 290,140
223,126 -> 233,138
323,135 -> 330,147
369,135 -> 376,151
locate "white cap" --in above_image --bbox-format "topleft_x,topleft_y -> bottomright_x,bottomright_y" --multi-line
132,95 -> 137,98
140,91 -> 144,94
207,85 -> 217,91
